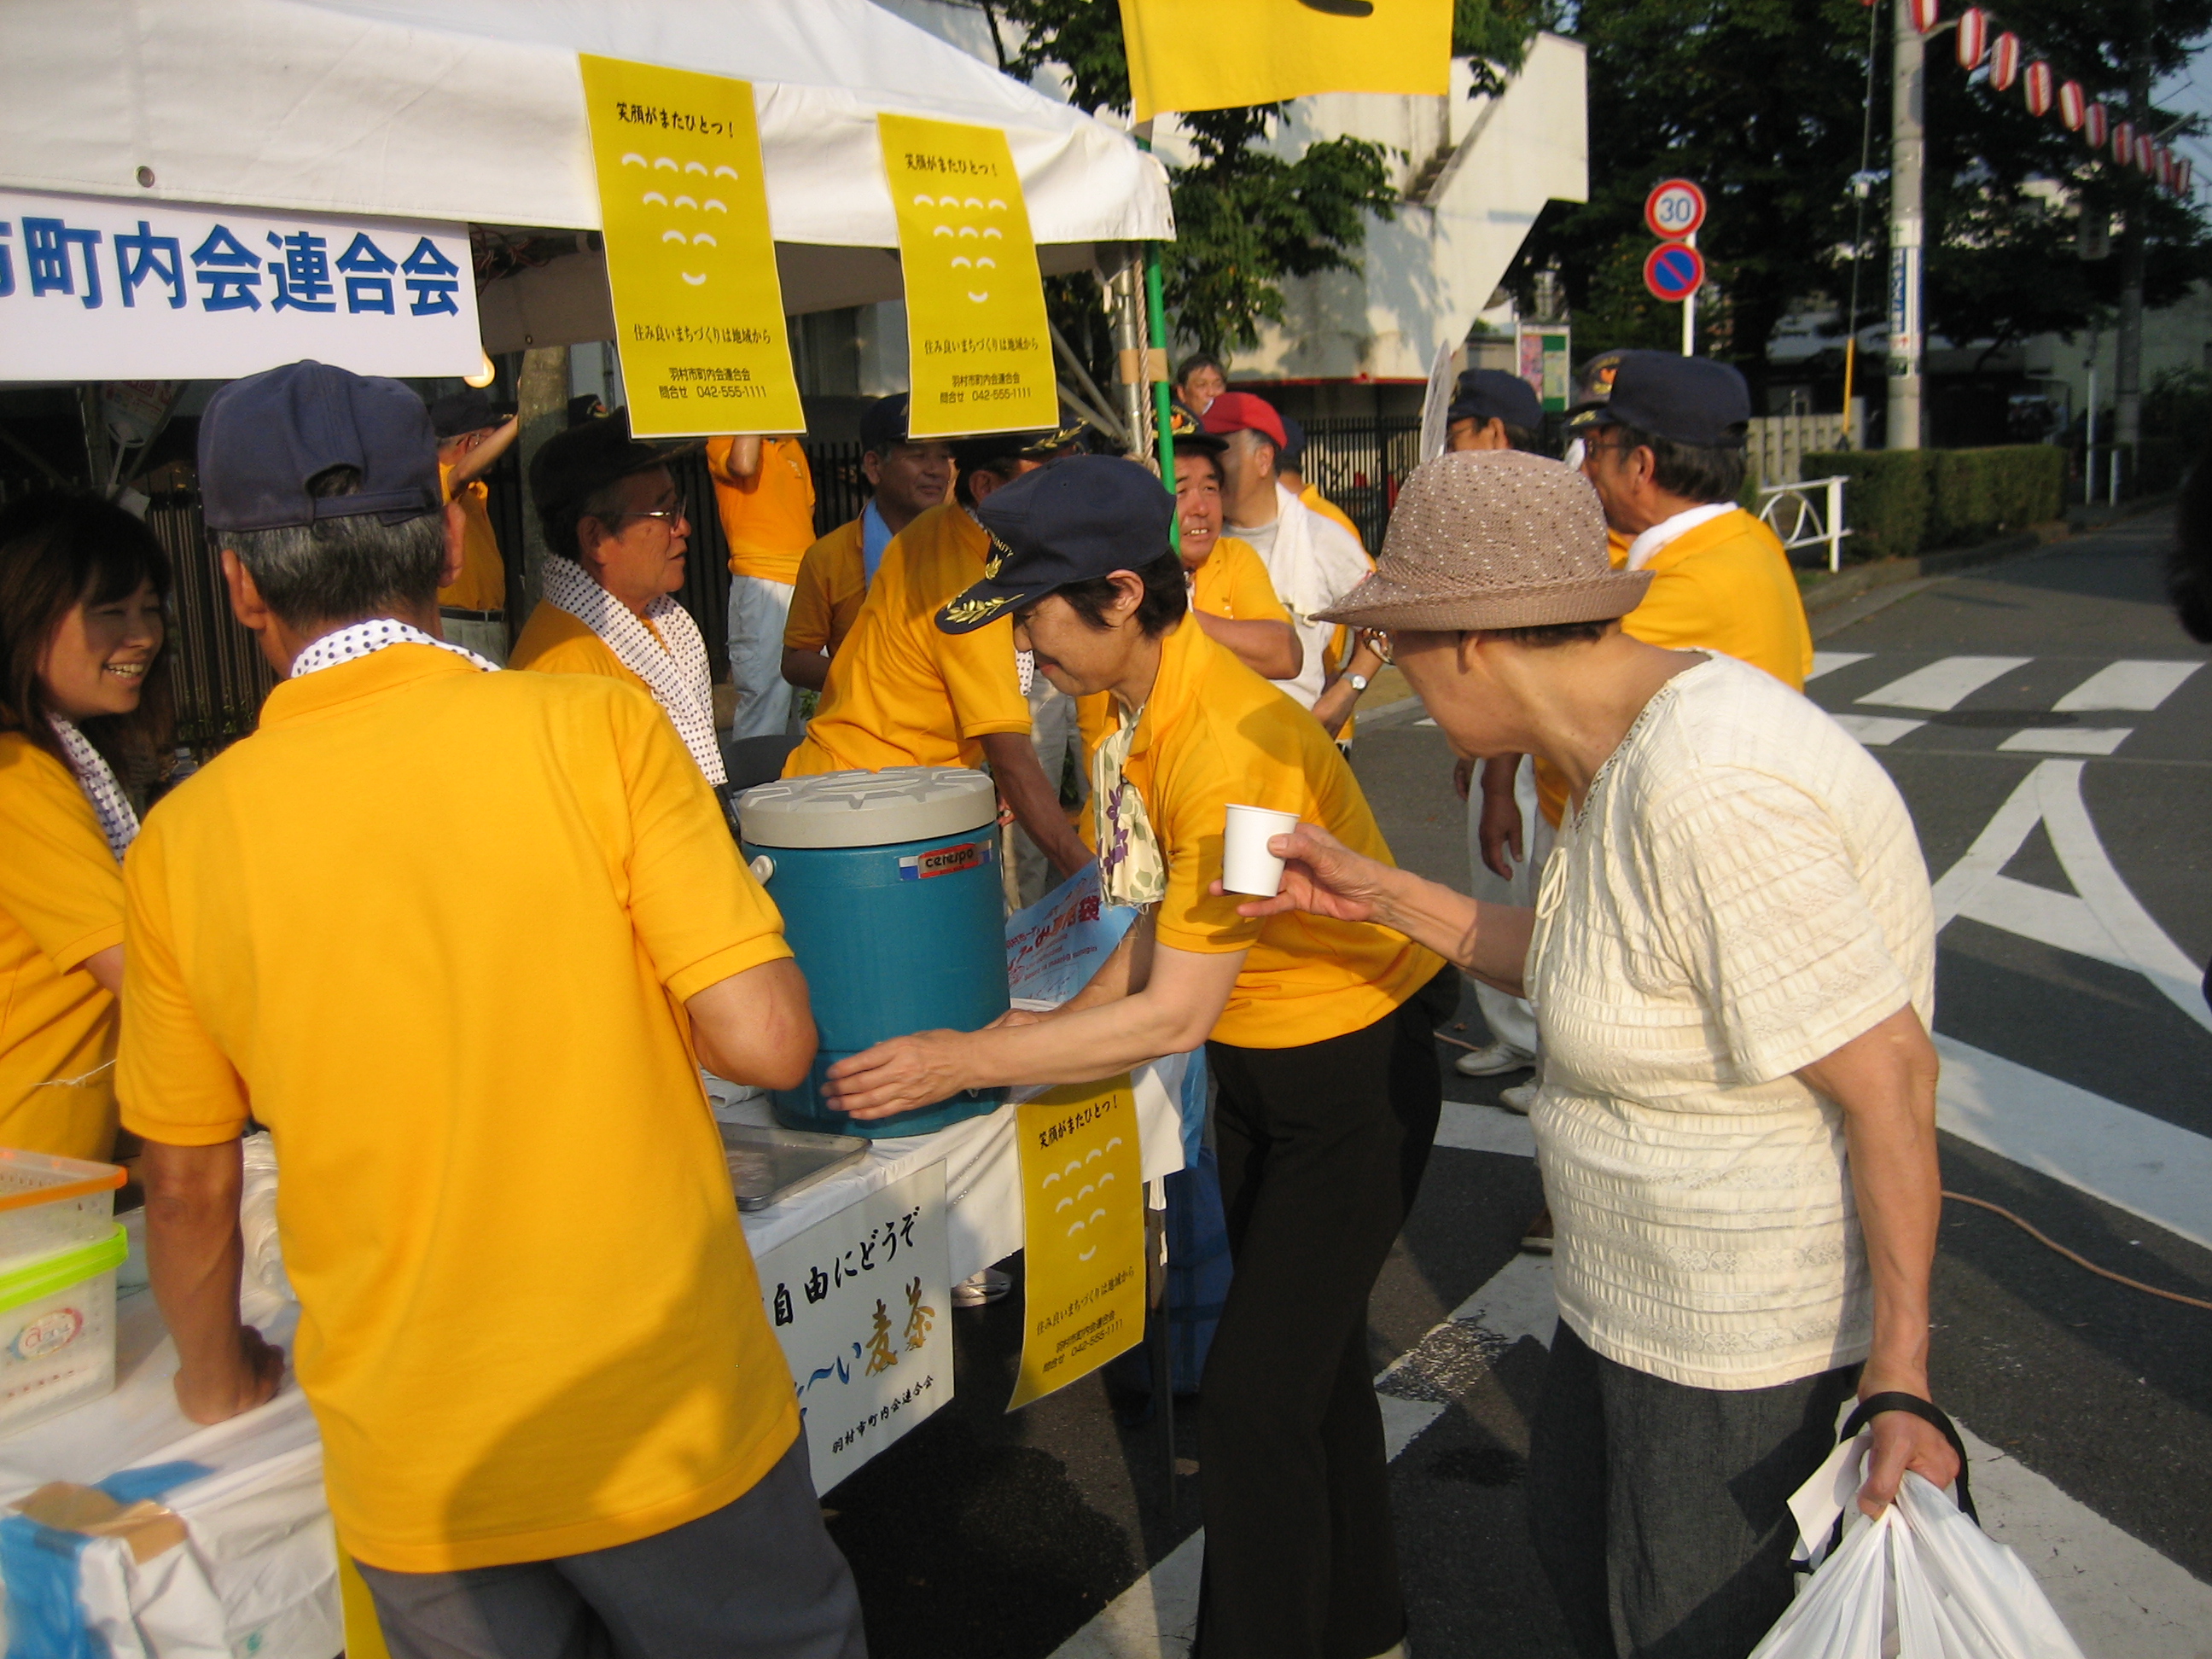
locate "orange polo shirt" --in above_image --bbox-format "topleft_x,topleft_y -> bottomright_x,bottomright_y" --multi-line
435,460 -> 506,614
784,517 -> 867,659
707,438 -> 817,585
783,504 -> 1030,777
119,647 -> 798,1573
0,735 -> 124,1160
1122,617 -> 1441,1047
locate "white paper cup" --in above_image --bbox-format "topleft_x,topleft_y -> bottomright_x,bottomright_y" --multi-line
1222,804 -> 1301,897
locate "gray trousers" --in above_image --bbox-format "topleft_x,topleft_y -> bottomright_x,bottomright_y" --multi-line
1527,1323 -> 1859,1659
354,1435 -> 866,1659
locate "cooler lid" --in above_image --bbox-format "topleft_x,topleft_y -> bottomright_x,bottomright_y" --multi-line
737,767 -> 999,849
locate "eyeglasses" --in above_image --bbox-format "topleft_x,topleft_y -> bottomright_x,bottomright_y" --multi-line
610,504 -> 689,529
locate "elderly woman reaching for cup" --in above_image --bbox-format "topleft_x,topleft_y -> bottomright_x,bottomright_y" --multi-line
1236,451 -> 1962,1659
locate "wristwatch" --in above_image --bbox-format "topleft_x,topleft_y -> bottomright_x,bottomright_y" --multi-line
1344,672 -> 1371,693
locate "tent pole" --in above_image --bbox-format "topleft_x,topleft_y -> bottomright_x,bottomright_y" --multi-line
1144,246 -> 1177,494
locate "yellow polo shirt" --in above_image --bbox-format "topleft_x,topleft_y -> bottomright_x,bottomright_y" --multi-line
1534,507 -> 1813,827
784,517 -> 867,658
0,735 -> 123,1160
707,437 -> 817,586
783,503 -> 1030,777
1301,486 -> 1365,554
1190,534 -> 1291,626
119,647 -> 799,1573
509,600 -> 651,698
1125,617 -> 1441,1048
435,460 -> 506,614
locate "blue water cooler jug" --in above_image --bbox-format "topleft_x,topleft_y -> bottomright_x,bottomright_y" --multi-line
738,767 -> 1010,1138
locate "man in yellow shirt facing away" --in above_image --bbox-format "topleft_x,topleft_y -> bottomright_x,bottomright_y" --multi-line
426,389 -> 517,665
782,393 -> 954,693
783,424 -> 1092,889
126,361 -> 864,1657
510,413 -> 729,787
707,433 -> 817,741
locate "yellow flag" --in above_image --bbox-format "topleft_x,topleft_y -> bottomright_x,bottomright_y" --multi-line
1120,0 -> 1452,122
1008,1078 -> 1147,1410
877,114 -> 1061,440
578,55 -> 805,438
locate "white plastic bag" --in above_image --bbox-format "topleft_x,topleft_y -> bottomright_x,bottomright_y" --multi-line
1749,1473 -> 2086,1659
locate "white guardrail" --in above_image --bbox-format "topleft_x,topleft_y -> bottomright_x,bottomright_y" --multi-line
1757,474 -> 1852,573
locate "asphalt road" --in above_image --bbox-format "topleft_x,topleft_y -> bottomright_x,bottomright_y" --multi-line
822,509 -> 2212,1659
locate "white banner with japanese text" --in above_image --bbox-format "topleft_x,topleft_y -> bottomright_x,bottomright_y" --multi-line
753,1161 -> 952,1494
0,190 -> 481,381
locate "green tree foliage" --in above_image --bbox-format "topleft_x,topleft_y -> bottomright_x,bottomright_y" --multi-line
1511,0 -> 2211,387
984,0 -> 1546,358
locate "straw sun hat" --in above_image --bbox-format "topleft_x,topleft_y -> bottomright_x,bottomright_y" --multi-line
1316,450 -> 1650,632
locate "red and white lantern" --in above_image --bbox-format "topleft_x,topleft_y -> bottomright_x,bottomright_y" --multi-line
2114,120 -> 2133,164
1954,7 -> 1988,69
2136,133 -> 2156,172
2085,102 -> 2108,149
2023,61 -> 2053,117
2178,159 -> 2194,197
1989,32 -> 2021,91
2156,146 -> 2175,189
2058,81 -> 2086,131
1908,0 -> 1941,32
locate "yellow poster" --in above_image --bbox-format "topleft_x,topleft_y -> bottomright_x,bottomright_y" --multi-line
578,55 -> 804,438
877,114 -> 1060,439
1009,1077 -> 1147,1410
1119,0 -> 1452,123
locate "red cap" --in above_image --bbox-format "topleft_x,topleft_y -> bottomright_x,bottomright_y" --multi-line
1200,390 -> 1288,449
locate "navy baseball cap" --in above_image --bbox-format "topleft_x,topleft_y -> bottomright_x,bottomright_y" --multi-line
527,407 -> 698,533
1278,411 -> 1308,470
427,388 -> 497,439
936,455 -> 1174,634
859,393 -> 913,455
1448,369 -> 1543,432
200,359 -> 443,533
1583,352 -> 1750,448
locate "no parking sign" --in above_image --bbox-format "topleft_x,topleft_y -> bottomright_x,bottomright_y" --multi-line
1643,241 -> 1705,304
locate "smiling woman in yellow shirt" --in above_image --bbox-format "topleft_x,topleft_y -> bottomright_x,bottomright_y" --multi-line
0,492 -> 171,1161
823,457 -> 1452,1659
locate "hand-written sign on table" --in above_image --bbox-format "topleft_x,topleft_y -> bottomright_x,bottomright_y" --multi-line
1009,1079 -> 1146,1411
877,114 -> 1059,439
578,55 -> 804,438
753,1161 -> 952,1493
1005,864 -> 1140,1007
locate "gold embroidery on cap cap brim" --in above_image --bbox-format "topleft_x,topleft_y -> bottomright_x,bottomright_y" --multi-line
943,595 -> 1011,626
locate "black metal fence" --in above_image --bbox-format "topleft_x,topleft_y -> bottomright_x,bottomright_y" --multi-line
1294,417 -> 1422,551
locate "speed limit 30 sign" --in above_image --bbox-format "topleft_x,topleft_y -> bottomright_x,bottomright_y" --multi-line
1644,178 -> 1707,241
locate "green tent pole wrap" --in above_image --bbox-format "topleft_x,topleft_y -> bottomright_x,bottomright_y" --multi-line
1144,244 -> 1178,501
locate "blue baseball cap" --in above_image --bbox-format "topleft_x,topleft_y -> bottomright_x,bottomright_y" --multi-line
1448,369 -> 1544,432
199,360 -> 444,533
936,454 -> 1174,634
1583,352 -> 1750,448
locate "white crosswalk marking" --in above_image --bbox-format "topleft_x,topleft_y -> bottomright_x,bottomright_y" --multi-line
1808,650 -> 1871,680
1857,655 -> 2032,710
1997,727 -> 2133,754
2052,659 -> 2202,712
1831,712 -> 1927,746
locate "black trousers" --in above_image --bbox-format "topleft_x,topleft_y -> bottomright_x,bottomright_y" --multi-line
1194,969 -> 1454,1659
1528,1323 -> 1860,1659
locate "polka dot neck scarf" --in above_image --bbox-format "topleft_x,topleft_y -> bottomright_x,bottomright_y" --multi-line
289,617 -> 498,680
48,716 -> 139,862
540,556 -> 727,786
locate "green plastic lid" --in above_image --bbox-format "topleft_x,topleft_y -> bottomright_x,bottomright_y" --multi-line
0,1225 -> 127,1316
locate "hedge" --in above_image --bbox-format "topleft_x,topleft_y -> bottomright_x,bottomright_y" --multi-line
1800,445 -> 2064,562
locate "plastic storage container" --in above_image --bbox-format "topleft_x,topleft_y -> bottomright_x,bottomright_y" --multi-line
740,767 -> 1010,1138
0,1148 -> 125,1274
0,1224 -> 128,1438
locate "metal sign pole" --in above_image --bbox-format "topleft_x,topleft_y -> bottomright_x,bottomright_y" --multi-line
1681,231 -> 1698,357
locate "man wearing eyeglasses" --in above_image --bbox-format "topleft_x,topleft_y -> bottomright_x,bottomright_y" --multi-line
511,411 -> 730,784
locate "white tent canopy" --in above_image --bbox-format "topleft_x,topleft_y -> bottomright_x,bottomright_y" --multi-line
0,0 -> 1173,350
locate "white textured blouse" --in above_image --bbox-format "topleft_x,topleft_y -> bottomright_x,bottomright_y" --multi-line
1526,653 -> 1936,1390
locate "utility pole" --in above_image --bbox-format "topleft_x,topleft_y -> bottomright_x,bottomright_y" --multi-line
1886,0 -> 1925,451
2115,30 -> 2152,471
